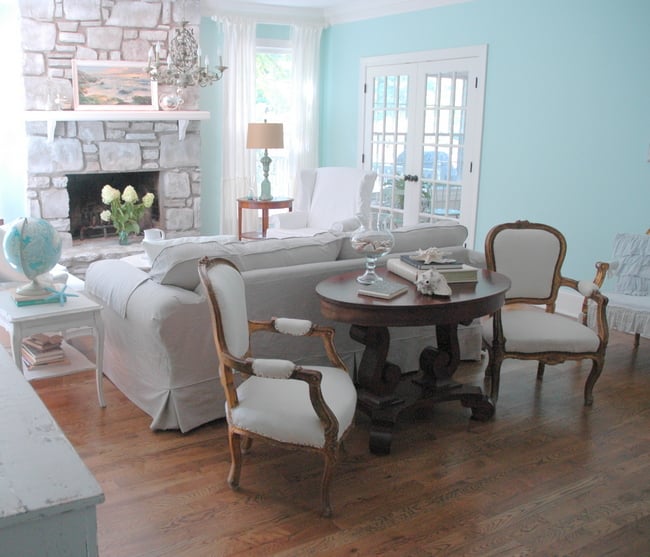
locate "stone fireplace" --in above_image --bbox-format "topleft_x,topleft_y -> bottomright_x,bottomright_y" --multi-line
19,0 -> 206,275
66,171 -> 160,240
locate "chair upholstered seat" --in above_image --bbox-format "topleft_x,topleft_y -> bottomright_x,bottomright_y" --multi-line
232,366 -> 356,448
482,310 -> 601,354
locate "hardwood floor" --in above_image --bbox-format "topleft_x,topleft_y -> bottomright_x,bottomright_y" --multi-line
32,330 -> 650,557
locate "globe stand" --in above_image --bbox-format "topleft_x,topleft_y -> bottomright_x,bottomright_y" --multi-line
16,278 -> 50,297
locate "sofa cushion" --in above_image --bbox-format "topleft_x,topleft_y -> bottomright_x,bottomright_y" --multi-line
149,232 -> 342,290
142,234 -> 237,262
227,233 -> 342,272
338,221 -> 469,260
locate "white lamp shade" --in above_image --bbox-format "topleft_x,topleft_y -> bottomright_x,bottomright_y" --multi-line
246,122 -> 284,149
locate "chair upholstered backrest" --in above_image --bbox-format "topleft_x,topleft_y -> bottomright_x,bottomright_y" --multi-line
610,232 -> 650,296
298,167 -> 376,230
486,222 -> 566,303
204,260 -> 250,359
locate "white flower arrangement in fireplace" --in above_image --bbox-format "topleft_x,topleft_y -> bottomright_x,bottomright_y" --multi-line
99,184 -> 155,244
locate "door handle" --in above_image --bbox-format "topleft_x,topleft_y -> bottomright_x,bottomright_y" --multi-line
404,174 -> 419,182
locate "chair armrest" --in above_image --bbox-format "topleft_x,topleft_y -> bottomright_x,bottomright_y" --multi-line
242,357 -> 341,441
269,211 -> 309,229
592,261 -> 610,287
250,358 -> 297,379
563,277 -> 609,339
249,319 -> 347,370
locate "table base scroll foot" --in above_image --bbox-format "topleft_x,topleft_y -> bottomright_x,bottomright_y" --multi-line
460,391 -> 496,421
357,390 -> 406,455
368,418 -> 396,455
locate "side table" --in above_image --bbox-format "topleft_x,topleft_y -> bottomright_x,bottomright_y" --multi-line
0,288 -> 106,407
237,196 -> 293,240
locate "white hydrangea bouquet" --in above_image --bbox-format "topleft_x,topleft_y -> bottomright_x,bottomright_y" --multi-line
100,185 -> 155,242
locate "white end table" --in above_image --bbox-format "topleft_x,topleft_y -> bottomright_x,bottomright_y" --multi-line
0,288 -> 105,407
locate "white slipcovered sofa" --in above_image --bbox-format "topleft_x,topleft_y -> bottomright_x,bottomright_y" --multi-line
84,220 -> 486,432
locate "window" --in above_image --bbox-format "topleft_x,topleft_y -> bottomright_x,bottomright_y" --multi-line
254,38 -> 292,198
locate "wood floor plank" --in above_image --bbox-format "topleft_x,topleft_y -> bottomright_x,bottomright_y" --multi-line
25,330 -> 650,556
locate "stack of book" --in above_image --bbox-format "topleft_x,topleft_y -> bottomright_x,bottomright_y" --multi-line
21,333 -> 68,369
388,256 -> 479,284
11,288 -> 60,307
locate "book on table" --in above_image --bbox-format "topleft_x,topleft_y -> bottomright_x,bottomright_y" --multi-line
358,279 -> 409,300
387,258 -> 479,284
10,288 -> 61,307
21,333 -> 67,367
399,254 -> 464,270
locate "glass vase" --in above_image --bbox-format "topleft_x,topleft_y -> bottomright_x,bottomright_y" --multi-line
118,230 -> 129,245
351,212 -> 395,284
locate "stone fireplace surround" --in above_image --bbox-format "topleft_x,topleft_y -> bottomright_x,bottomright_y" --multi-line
20,0 -> 205,277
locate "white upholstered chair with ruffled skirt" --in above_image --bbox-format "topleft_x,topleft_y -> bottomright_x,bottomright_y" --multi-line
197,257 -> 357,517
585,231 -> 650,347
481,221 -> 609,407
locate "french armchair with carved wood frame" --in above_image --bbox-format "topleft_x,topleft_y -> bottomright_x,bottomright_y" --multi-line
481,221 -> 609,407
197,257 -> 356,517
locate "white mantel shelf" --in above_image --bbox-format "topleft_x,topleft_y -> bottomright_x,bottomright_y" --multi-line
24,110 -> 210,142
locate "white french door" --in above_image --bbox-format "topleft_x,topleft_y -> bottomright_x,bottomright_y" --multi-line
360,46 -> 487,247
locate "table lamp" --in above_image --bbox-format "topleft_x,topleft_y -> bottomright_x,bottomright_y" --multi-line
246,121 -> 284,200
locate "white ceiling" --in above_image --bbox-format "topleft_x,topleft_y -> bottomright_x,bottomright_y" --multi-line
202,0 -> 471,25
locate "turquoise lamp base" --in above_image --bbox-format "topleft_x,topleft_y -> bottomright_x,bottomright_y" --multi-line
258,149 -> 274,200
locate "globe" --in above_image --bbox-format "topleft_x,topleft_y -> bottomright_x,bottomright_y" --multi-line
2,217 -> 62,296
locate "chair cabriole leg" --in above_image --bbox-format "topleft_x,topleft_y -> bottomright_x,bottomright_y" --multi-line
583,357 -> 603,406
228,430 -> 243,489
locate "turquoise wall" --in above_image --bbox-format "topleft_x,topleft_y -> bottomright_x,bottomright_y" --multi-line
199,17 -> 223,234
318,0 -> 650,279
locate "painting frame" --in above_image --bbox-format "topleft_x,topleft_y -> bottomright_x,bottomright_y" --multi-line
72,60 -> 158,111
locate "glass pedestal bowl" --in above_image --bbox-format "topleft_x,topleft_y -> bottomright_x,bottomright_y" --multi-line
350,213 -> 394,285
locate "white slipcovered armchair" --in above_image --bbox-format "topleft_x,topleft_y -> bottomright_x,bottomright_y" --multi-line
266,166 -> 377,238
586,231 -> 650,347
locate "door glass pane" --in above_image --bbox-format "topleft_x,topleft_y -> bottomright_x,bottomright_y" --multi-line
418,70 -> 468,221
369,73 -> 409,222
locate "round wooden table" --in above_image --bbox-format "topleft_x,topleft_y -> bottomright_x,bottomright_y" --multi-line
237,197 -> 293,240
316,267 -> 511,454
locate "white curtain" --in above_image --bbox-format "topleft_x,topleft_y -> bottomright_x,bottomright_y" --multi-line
212,15 -> 257,236
211,16 -> 324,235
288,24 -> 323,198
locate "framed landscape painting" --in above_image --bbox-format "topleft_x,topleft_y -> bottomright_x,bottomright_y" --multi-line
72,60 -> 157,110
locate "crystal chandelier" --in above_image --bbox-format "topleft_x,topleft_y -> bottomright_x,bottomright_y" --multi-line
145,21 -> 227,89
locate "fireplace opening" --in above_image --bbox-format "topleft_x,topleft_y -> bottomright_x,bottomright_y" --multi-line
67,171 -> 160,240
